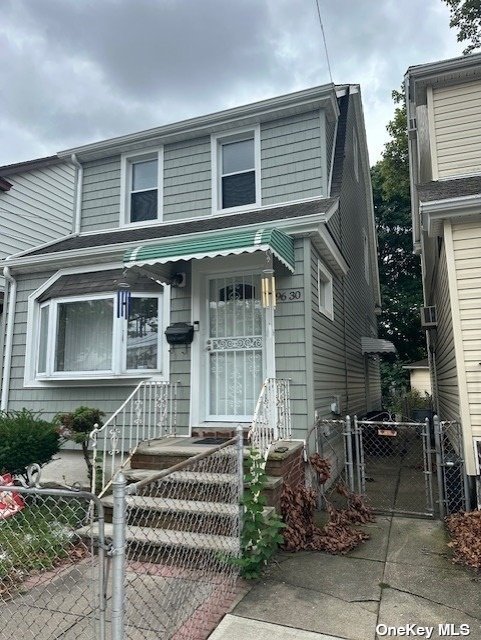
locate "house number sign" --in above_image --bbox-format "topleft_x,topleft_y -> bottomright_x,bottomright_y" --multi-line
276,288 -> 304,303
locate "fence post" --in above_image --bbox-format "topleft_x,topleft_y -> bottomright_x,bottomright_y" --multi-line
344,415 -> 355,492
352,416 -> 362,494
423,417 -> 435,515
111,472 -> 127,640
236,424 -> 244,541
433,415 -> 445,519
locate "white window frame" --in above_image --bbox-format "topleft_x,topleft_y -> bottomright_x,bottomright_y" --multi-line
317,260 -> 334,320
211,125 -> 261,214
120,147 -> 163,227
363,230 -> 370,284
31,290 -> 165,383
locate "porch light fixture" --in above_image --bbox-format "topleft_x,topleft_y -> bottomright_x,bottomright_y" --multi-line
261,269 -> 276,309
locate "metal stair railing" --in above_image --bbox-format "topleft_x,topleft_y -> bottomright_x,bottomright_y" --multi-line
248,377 -> 292,458
90,379 -> 178,495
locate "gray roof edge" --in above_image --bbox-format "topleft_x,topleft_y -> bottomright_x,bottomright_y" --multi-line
57,84 -> 338,159
0,155 -> 64,177
405,51 -> 481,82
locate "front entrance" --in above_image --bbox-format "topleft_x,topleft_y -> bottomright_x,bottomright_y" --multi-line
205,273 -> 264,421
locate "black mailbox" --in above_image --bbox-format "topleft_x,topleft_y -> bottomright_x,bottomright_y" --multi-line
165,322 -> 194,345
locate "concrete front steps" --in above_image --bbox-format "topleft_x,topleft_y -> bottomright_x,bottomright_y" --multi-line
129,436 -> 304,510
77,436 -> 304,565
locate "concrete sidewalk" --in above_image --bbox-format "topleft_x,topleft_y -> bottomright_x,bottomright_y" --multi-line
211,516 -> 481,640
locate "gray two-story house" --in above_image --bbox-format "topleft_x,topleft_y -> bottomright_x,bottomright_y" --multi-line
1,83 -> 384,466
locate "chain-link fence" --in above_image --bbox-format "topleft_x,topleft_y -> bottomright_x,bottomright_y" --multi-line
306,418 -> 350,510
435,418 -> 469,517
111,433 -> 243,640
0,486 -> 106,640
355,416 -> 435,517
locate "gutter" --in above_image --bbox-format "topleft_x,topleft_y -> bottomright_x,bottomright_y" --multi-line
70,154 -> 83,235
1,267 -> 17,411
404,75 -> 422,254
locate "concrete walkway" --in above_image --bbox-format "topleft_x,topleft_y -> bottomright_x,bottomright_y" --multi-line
211,516 -> 481,640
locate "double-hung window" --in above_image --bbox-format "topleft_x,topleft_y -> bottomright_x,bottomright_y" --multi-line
36,292 -> 162,378
121,149 -> 162,225
212,127 -> 260,212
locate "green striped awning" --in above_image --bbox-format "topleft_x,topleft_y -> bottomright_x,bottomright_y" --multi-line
124,228 -> 295,272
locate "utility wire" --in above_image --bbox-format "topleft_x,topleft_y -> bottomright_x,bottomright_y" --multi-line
314,0 -> 333,84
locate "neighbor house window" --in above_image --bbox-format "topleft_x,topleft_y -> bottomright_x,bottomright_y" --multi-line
121,149 -> 162,224
318,260 -> 334,320
36,292 -> 162,377
212,127 -> 260,212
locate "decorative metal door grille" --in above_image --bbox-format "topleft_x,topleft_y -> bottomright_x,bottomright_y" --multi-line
207,274 -> 263,419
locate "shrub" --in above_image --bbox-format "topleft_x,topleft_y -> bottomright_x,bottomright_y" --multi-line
0,409 -> 60,476
56,406 -> 105,484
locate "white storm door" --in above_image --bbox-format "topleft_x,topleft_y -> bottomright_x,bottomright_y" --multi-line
206,274 -> 264,421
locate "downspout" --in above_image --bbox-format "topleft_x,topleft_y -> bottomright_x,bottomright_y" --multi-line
1,267 -> 17,411
71,153 -> 83,235
404,75 -> 421,255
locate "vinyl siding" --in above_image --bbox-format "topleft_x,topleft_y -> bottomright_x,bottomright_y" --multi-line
431,243 -> 459,421
163,138 -> 211,221
337,96 -> 380,416
80,156 -> 121,232
451,221 -> 481,438
310,243 -> 347,417
261,111 -> 323,205
274,238 -> 309,436
410,369 -> 432,396
432,81 -> 481,179
0,163 -> 75,286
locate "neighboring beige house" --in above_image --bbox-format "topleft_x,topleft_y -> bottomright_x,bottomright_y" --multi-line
405,52 -> 481,481
403,359 -> 431,395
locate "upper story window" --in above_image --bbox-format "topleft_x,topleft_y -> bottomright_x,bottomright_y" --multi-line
212,126 -> 261,213
121,149 -> 163,225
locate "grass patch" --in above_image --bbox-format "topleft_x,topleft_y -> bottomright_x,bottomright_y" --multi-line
0,495 -> 88,597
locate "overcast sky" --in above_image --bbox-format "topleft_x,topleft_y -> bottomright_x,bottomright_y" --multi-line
0,0 -> 463,168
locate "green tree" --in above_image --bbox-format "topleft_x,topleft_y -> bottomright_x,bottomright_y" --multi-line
371,89 -> 426,397
443,0 -> 481,54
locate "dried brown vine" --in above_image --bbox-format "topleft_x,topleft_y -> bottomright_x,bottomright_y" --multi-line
281,458 -> 374,555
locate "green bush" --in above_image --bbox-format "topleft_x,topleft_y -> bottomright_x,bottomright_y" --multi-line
0,409 -> 60,475
56,406 -> 105,484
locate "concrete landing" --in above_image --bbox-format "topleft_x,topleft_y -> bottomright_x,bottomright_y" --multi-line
210,615 -> 342,639
227,516 -> 481,640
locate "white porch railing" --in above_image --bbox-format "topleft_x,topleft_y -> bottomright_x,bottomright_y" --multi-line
90,379 -> 178,495
249,377 -> 292,458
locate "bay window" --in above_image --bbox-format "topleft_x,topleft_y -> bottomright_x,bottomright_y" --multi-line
36,292 -> 162,378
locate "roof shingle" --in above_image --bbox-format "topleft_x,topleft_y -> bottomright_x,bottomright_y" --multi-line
417,176 -> 481,202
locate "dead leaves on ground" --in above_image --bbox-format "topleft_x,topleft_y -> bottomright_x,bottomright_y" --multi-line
280,456 -> 375,555
446,510 -> 481,571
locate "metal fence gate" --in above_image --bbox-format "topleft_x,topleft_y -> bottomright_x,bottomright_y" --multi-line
311,415 -> 469,518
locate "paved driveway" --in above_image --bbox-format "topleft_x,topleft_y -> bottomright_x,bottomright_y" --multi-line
213,516 -> 481,640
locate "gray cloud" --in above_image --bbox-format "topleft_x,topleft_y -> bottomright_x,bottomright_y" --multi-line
0,0 -> 463,166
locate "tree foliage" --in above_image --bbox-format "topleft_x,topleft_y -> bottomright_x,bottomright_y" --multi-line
443,0 -> 481,54
371,89 -> 426,396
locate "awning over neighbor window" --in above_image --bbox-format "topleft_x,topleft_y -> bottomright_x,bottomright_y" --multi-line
361,337 -> 396,355
123,227 -> 296,272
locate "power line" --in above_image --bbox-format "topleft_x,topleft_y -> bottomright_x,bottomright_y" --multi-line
314,0 -> 333,84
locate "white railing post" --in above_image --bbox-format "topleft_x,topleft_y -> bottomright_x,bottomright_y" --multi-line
249,377 -> 292,457
89,380 -> 178,495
